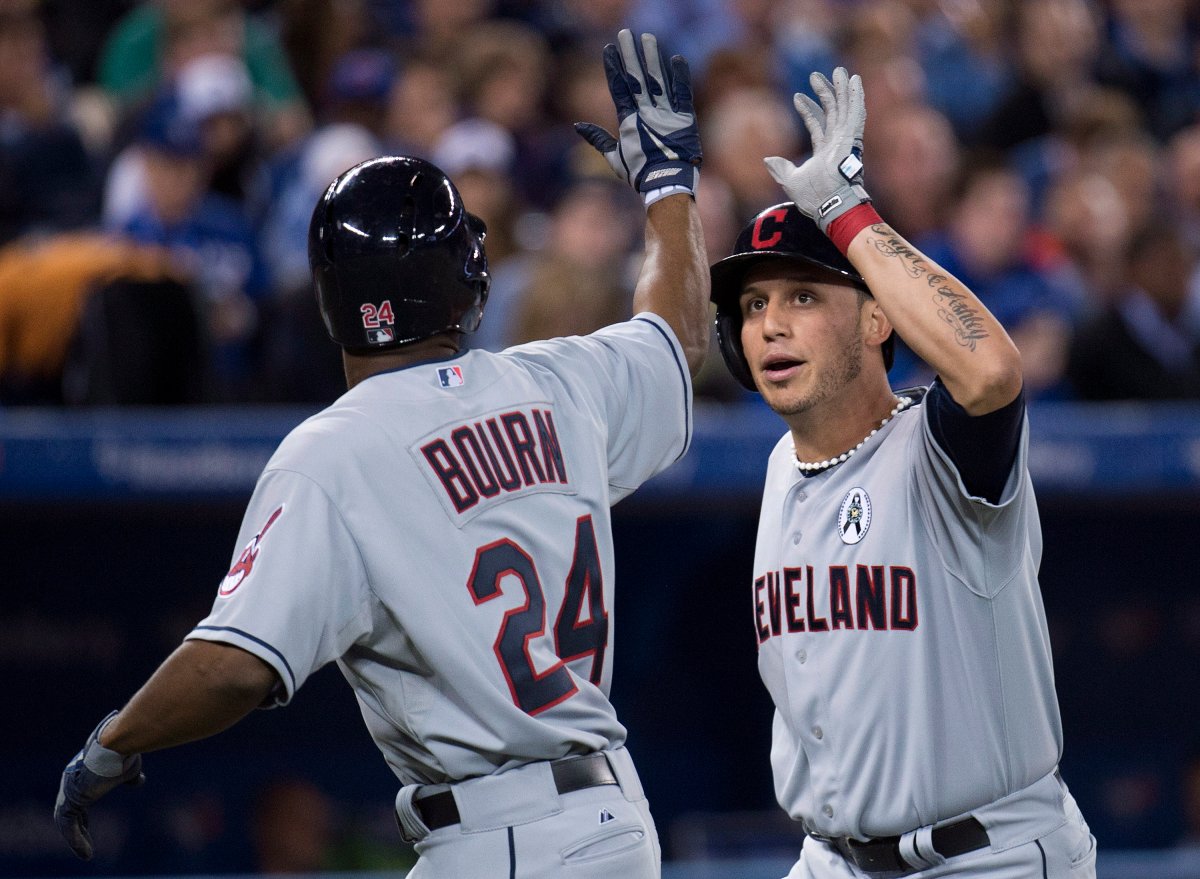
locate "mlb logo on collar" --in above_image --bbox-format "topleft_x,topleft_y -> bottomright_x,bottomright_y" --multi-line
437,365 -> 465,388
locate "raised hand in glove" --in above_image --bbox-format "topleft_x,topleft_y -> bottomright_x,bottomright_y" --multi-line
54,711 -> 145,860
764,67 -> 870,234
575,29 -> 701,202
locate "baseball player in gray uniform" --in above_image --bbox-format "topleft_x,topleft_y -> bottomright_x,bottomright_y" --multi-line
708,69 -> 1097,878
54,30 -> 708,878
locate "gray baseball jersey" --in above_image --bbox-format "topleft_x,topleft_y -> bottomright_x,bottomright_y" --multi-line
186,313 -> 691,786
751,389 -> 1062,841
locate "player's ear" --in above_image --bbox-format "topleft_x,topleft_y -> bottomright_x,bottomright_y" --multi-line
860,294 -> 892,350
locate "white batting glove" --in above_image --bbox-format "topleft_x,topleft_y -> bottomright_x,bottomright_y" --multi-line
764,67 -> 870,234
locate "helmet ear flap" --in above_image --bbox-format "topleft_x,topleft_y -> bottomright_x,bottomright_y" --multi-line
714,309 -> 756,392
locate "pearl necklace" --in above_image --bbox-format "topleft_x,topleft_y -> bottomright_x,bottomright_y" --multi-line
793,395 -> 913,473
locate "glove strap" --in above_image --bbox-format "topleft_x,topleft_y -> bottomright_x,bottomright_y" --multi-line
637,161 -> 698,195
82,711 -> 133,777
644,182 -> 694,206
827,203 -> 883,256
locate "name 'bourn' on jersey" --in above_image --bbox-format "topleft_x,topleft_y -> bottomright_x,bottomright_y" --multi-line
419,406 -> 569,516
184,316 -> 692,788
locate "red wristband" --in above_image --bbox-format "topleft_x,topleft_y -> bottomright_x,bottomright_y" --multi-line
827,203 -> 883,255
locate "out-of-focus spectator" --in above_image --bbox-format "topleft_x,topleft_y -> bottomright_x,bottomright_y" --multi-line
624,0 -> 740,80
894,153 -> 1082,398
103,53 -> 260,225
838,0 -> 926,122
693,173 -> 749,402
253,45 -> 397,402
251,778 -> 336,874
406,0 -> 495,58
39,0 -> 130,88
1042,168 -> 1131,304
260,122 -> 381,302
1008,85 -> 1143,220
317,47 -> 394,136
533,0 -> 638,55
453,20 -> 562,209
974,0 -> 1103,151
178,52 -> 259,204
692,44 -> 775,117
1067,227 -> 1200,400
694,172 -> 739,272
277,0 -> 374,115
433,117 -> 520,265
112,87 -> 269,401
383,52 -> 457,160
866,101 -> 960,242
0,231 -> 193,404
549,45 -> 622,194
508,251 -> 628,345
906,0 -> 1011,138
258,46 -> 393,294
701,85 -> 800,222
473,179 -> 638,351
0,0 -> 100,244
755,0 -> 834,102
1169,123 -> 1200,252
256,120 -> 381,404
97,0 -> 310,149
1080,130 -> 1160,241
1095,0 -> 1200,142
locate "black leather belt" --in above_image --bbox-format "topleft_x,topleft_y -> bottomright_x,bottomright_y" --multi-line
415,753 -> 618,831
814,816 -> 990,875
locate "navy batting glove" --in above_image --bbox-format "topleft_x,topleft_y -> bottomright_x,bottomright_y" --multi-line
575,29 -> 701,201
54,711 -> 145,860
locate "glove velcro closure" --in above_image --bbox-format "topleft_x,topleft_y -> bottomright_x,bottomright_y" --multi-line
815,183 -> 870,232
82,739 -> 134,777
637,160 -> 698,194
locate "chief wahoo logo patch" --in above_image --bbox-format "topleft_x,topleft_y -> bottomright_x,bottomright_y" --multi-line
220,504 -> 284,595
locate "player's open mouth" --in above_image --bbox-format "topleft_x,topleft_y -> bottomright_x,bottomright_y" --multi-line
760,356 -> 804,382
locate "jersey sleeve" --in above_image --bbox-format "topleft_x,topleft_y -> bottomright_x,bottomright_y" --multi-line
185,467 -> 373,706
924,378 -> 1025,504
909,383 -> 1036,599
511,313 -> 693,501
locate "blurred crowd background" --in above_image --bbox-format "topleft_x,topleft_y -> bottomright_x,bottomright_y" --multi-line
1,0 -> 1200,406
4,0 -> 1200,875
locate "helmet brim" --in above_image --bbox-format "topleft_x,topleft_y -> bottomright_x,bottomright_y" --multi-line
709,250 -> 868,310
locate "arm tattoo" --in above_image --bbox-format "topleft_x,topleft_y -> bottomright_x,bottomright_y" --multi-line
867,224 -> 989,350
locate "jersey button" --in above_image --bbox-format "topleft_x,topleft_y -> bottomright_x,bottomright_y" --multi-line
791,531 -> 802,545
797,491 -> 808,502
822,804 -> 834,818
812,725 -> 823,740
796,649 -> 807,663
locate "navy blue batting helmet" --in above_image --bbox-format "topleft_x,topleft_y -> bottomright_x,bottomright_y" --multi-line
309,156 -> 490,351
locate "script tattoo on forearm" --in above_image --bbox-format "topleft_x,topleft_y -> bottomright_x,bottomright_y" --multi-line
868,225 -> 989,350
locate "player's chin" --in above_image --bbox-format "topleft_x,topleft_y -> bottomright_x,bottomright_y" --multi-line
757,382 -> 809,417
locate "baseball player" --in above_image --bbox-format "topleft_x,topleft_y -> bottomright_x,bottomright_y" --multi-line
54,30 -> 707,878
708,69 -> 1097,877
